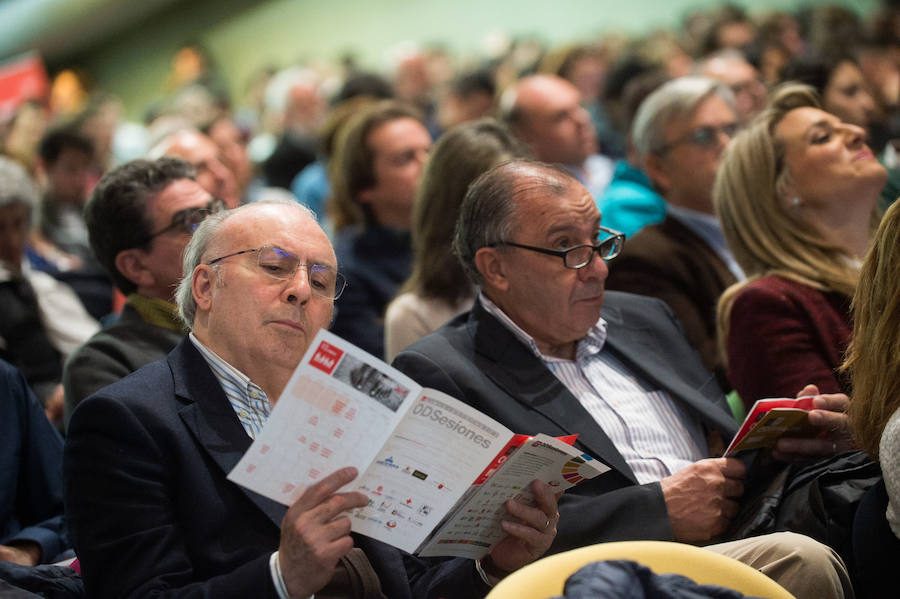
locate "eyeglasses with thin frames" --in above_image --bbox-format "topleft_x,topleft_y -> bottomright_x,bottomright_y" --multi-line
139,198 -> 226,246
492,225 -> 625,269
657,123 -> 739,155
206,245 -> 348,300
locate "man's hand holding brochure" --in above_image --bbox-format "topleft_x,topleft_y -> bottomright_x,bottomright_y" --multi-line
228,329 -> 609,558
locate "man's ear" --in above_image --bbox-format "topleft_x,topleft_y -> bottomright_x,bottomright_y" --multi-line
474,247 -> 509,292
114,249 -> 155,289
191,265 -> 215,312
643,153 -> 670,195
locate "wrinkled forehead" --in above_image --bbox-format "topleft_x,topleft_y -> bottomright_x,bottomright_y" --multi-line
212,204 -> 335,266
511,174 -> 596,232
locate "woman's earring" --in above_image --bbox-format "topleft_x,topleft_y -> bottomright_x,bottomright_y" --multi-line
791,196 -> 801,207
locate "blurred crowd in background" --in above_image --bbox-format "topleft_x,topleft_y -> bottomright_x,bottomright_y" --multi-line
2,0 -> 900,427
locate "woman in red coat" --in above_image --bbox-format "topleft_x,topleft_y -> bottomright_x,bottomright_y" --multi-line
714,83 -> 886,408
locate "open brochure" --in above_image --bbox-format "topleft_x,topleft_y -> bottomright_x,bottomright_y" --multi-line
228,329 -> 609,558
724,396 -> 820,456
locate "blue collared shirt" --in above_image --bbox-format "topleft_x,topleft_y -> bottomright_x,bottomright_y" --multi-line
189,333 -> 272,440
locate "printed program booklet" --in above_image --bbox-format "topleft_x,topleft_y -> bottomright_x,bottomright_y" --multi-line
228,329 -> 609,558
725,396 -> 820,456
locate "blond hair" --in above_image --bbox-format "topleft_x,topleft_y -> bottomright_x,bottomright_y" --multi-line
843,200 -> 900,458
715,83 -> 876,357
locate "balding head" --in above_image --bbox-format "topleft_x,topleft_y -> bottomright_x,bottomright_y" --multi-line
150,129 -> 240,208
453,159 -> 576,286
500,75 -> 596,167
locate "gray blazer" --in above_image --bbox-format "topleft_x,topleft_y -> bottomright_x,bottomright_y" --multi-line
393,291 -> 737,552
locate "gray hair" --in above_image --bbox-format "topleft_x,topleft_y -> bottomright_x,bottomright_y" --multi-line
453,159 -> 574,286
175,198 -> 316,327
0,156 -> 38,220
631,76 -> 737,162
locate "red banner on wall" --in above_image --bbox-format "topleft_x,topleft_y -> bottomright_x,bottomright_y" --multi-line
0,51 -> 49,119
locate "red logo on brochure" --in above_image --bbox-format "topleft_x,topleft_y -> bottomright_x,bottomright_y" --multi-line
309,341 -> 343,374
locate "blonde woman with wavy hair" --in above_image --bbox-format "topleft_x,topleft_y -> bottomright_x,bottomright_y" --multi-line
715,83 -> 885,407
843,200 -> 900,539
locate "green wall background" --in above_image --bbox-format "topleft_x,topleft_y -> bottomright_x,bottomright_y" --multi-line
70,0 -> 880,119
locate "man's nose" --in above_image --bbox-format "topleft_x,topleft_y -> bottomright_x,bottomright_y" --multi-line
579,249 -> 609,281
282,265 -> 313,305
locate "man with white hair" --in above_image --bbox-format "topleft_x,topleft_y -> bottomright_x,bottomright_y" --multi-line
64,198 -> 559,598
259,67 -> 324,189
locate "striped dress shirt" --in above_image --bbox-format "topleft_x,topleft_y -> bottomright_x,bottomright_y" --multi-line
480,295 -> 705,484
190,333 -> 272,440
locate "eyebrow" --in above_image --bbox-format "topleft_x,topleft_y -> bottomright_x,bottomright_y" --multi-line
545,217 -> 602,238
806,119 -> 835,136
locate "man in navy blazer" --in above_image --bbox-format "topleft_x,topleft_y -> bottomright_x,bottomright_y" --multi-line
392,160 -> 855,598
64,199 -> 558,598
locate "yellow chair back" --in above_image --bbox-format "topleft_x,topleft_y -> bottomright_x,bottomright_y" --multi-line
486,540 -> 795,599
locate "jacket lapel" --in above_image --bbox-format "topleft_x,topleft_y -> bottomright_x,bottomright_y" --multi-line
469,302 -> 639,483
600,300 -> 738,437
169,339 -> 287,528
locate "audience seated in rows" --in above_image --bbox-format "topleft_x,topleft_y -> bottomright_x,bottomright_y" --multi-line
2,5 -> 900,595
716,83 -> 885,408
63,199 -> 559,598
392,159 -> 854,598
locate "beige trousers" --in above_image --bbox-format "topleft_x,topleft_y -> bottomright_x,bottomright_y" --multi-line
707,532 -> 854,599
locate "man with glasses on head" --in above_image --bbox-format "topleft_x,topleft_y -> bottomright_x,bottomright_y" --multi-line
392,159 -> 854,598
605,77 -> 745,387
64,198 -> 560,598
63,157 -> 224,426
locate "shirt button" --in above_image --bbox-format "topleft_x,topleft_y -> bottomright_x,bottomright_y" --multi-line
249,390 -> 259,399
239,410 -> 249,419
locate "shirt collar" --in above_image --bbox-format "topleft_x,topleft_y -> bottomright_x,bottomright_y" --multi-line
189,332 -> 265,400
478,293 -> 608,362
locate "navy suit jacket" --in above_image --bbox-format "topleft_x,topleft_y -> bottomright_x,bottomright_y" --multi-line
1,359 -> 67,562
64,338 -> 486,598
393,292 -> 738,553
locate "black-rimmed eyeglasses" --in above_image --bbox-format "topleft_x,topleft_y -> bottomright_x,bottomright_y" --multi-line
207,245 -> 348,300
139,198 -> 225,246
492,226 -> 625,269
